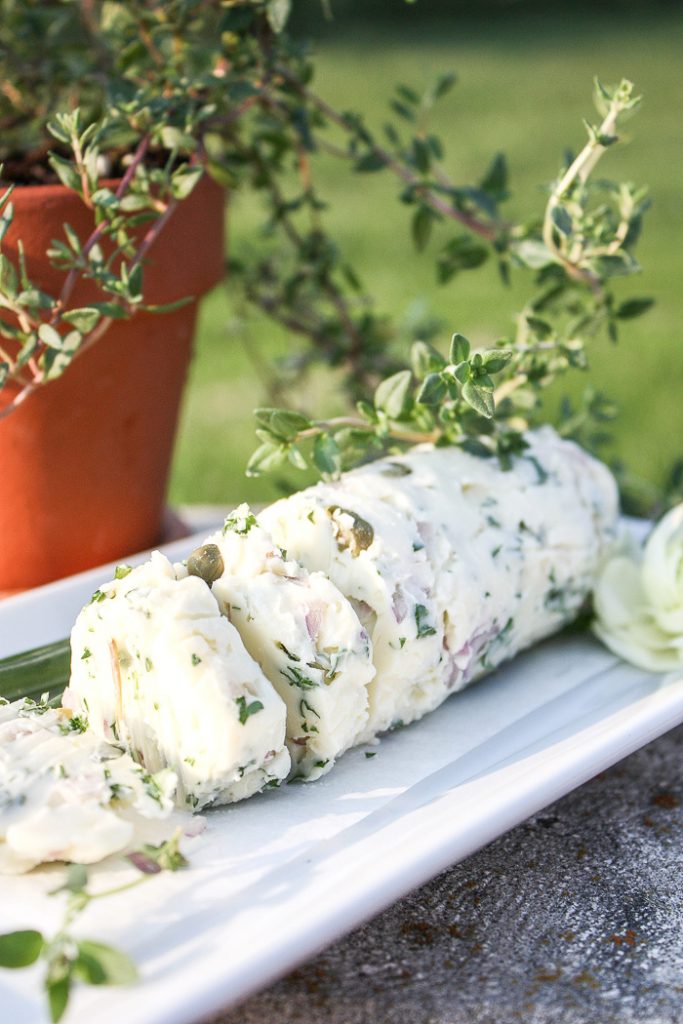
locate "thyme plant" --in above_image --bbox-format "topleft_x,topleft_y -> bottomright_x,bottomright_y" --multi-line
0,1 -> 655,504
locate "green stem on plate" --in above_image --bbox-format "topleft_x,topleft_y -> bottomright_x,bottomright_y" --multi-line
0,638 -> 70,703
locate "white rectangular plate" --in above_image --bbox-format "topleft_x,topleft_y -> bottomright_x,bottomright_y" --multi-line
1,523 -> 681,1024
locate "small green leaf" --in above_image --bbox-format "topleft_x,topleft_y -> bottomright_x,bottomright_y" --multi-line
260,409 -> 311,442
236,696 -> 265,725
479,152 -> 508,201
49,154 -> 80,193
411,206 -> 433,252
513,239 -> 554,269
526,316 -> 553,339
615,297 -> 654,319
65,863 -> 88,893
92,302 -> 128,319
432,71 -> 457,100
374,370 -> 413,420
0,202 -> 14,245
593,77 -> 612,118
415,604 -> 437,638
48,975 -> 71,1023
245,442 -> 287,478
410,340 -> 446,377
313,434 -> 342,478
266,0 -> 291,32
551,206 -> 573,236
75,941 -> 138,986
462,381 -> 494,418
389,99 -> 416,123
592,253 -> 637,279
412,138 -> 431,174
287,445 -> 308,471
354,152 -> 386,173
436,234 -> 488,283
482,349 -> 513,373
118,194 -> 152,213
159,126 -> 197,152
61,307 -> 101,334
91,188 -> 118,210
453,360 -> 470,384
38,323 -> 64,350
417,372 -> 447,406
449,333 -> 470,364
0,930 -> 44,968
170,166 -> 203,201
0,253 -> 17,296
395,83 -> 420,105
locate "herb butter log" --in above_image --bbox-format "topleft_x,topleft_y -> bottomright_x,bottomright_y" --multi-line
65,552 -> 290,810
204,506 -> 375,780
258,427 -> 619,740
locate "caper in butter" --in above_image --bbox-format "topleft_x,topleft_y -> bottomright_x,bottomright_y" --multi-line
326,506 -> 374,557
186,543 -> 224,585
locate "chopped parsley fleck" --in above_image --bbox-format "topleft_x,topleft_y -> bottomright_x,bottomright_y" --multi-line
235,695 -> 265,724
114,564 -> 133,580
525,455 -> 549,484
414,604 -> 437,639
380,461 -> 412,477
496,617 -> 514,644
299,698 -> 321,720
145,657 -> 153,672
519,520 -> 544,543
365,751 -> 377,759
307,648 -> 343,685
223,508 -> 257,535
399,637 -> 407,648
276,640 -> 301,662
142,771 -> 166,806
60,713 -> 88,734
89,589 -> 107,604
307,509 -> 316,523
314,759 -> 329,769
81,647 -> 92,660
280,665 -> 318,690
191,653 -> 202,666
183,756 -> 196,767
486,514 -> 502,528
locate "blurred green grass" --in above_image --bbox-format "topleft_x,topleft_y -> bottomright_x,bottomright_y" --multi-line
169,10 -> 683,506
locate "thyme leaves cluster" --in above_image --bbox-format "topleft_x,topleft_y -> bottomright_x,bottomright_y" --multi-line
0,3 -> 651,494
0,835 -> 187,1023
245,78 -> 650,483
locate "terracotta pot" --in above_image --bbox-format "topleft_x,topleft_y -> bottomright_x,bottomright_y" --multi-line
0,173 -> 224,593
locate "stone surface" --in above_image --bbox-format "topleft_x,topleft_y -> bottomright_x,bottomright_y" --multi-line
213,724 -> 683,1024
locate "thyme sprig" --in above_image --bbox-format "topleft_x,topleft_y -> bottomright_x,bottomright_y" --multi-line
0,834 -> 187,1023
246,78 -> 651,483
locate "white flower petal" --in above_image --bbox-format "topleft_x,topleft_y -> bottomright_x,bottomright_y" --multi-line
642,504 -> 683,613
593,556 -> 647,629
593,616 -> 683,673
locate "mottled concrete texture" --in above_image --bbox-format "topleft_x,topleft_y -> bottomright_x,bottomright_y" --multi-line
213,724 -> 683,1024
